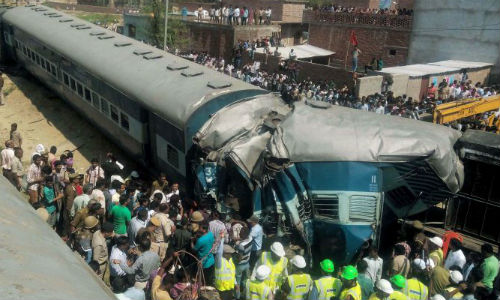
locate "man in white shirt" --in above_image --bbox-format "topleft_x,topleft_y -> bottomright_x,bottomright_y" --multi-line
444,238 -> 466,270
265,7 -> 272,24
165,182 -> 180,203
363,246 -> 383,283
91,178 -> 107,215
1,140 -> 15,185
85,158 -> 105,187
128,210 -> 148,245
71,184 -> 93,217
110,236 -> 129,277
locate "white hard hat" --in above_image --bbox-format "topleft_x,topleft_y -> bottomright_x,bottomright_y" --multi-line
291,255 -> 306,269
270,242 -> 285,257
413,258 -> 426,270
429,236 -> 443,248
256,265 -> 271,281
376,279 -> 394,294
431,294 -> 446,300
450,270 -> 464,284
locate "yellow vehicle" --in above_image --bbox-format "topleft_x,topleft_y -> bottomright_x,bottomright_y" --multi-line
433,95 -> 500,133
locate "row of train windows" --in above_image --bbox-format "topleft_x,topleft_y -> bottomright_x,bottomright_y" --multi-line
61,71 -> 130,131
16,40 -> 57,77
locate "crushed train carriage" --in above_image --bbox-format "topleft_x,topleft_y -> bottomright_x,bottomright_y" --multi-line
192,95 -> 464,264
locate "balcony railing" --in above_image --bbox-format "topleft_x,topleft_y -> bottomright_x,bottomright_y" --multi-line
303,10 -> 413,29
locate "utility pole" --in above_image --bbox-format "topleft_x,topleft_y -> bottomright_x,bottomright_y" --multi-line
163,0 -> 168,51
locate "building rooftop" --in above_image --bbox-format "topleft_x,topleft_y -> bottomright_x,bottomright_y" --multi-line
378,60 -> 493,78
428,60 -> 494,70
257,44 -> 335,59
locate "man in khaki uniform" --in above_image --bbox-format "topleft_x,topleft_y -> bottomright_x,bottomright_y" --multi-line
88,217 -> 114,280
152,203 -> 175,261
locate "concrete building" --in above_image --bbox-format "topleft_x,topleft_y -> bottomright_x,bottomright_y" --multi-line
407,0 -> 500,81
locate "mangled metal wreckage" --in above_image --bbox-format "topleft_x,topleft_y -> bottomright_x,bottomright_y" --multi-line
193,94 -> 464,263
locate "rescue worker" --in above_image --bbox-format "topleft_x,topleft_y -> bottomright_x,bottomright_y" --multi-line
215,243 -> 238,300
309,259 -> 342,300
246,265 -> 274,300
443,270 -> 465,300
369,279 -> 394,300
88,216 -> 114,280
389,275 -> 408,300
429,236 -> 444,267
340,265 -> 362,300
404,259 -> 429,300
281,255 -> 312,300
251,242 -> 288,291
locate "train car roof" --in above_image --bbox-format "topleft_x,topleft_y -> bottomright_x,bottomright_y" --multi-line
458,129 -> 500,165
0,177 -> 116,300
2,5 -> 265,130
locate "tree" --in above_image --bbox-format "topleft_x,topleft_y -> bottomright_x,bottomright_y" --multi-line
142,0 -> 189,50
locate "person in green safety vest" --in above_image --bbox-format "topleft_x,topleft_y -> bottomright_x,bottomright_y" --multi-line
404,259 -> 429,300
369,279 -> 394,300
214,242 -> 238,300
281,255 -> 313,300
390,275 -> 409,300
309,259 -> 342,300
251,242 -> 288,291
340,265 -> 362,300
246,265 -> 274,300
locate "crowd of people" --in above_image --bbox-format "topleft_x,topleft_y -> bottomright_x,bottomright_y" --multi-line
315,4 -> 413,16
2,131 -> 500,300
194,5 -> 273,26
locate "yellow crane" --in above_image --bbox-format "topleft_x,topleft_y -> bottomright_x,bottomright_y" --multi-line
433,95 -> 500,133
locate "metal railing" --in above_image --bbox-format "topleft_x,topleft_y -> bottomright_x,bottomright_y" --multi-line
303,10 -> 413,29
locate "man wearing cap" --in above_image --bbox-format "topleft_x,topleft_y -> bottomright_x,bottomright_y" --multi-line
251,241 -> 288,291
246,265 -> 274,300
152,203 -> 174,261
404,259 -> 429,300
247,215 -> 263,267
429,236 -> 444,267
214,240 -> 238,300
369,279 -> 393,300
309,259 -> 342,300
61,172 -> 79,238
89,217 -> 114,279
340,265 -> 362,300
410,221 -> 428,259
444,270 -> 465,299
281,255 -> 312,300
429,265 -> 451,296
389,275 -> 408,300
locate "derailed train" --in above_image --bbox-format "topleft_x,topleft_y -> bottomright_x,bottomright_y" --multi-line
0,5 -> 465,264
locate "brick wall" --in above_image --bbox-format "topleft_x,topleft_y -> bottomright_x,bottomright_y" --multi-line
234,25 -> 281,42
185,21 -> 234,59
308,23 -> 411,69
242,52 -> 355,88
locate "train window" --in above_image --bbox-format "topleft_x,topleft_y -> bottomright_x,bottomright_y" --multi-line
167,145 -> 179,169
70,77 -> 76,91
110,105 -> 119,123
120,113 -> 129,131
100,98 -> 109,116
63,73 -> 69,86
91,92 -> 100,109
41,59 -> 46,70
84,88 -> 91,102
50,64 -> 57,76
23,46 -> 27,56
77,82 -> 83,98
35,54 -> 40,65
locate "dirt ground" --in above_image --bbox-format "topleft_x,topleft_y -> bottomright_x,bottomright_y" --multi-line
0,72 -> 133,176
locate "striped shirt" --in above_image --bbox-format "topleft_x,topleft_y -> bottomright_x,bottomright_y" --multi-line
236,237 -> 253,265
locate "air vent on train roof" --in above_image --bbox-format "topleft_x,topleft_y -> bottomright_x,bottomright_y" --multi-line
181,69 -> 203,77
114,41 -> 132,47
207,80 -> 232,89
143,53 -> 163,60
59,18 -> 73,23
98,35 -> 115,40
133,49 -> 152,55
33,7 -> 47,11
167,63 -> 189,70
76,26 -> 91,30
49,14 -> 62,18
90,31 -> 105,36
25,4 -> 35,7
70,23 -> 85,27
43,12 -> 57,16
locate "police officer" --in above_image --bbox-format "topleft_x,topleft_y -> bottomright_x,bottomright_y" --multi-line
369,279 -> 394,300
246,265 -> 274,300
390,275 -> 408,300
404,259 -> 429,300
251,242 -> 288,291
281,255 -> 312,300
309,259 -> 342,300
340,265 -> 362,300
215,244 -> 237,300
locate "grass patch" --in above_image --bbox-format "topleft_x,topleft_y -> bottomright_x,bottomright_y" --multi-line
73,13 -> 121,25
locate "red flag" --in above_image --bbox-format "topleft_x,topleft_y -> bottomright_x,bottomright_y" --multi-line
350,30 -> 358,46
